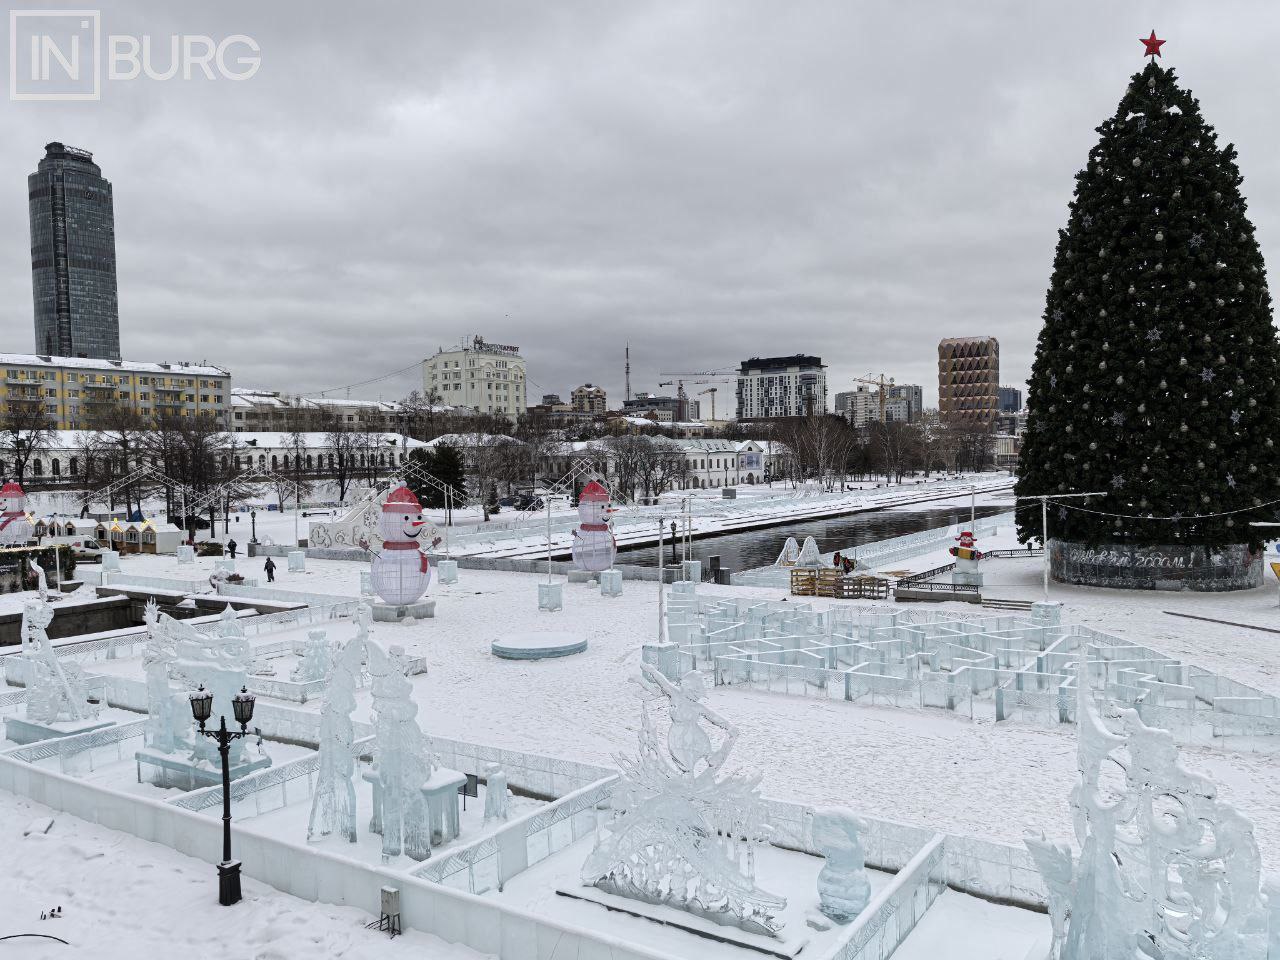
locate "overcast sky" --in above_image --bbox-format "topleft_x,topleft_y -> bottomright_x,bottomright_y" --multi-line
3,2 -> 1278,412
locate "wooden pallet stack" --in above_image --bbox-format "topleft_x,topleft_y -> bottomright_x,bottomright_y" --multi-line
790,568 -> 817,596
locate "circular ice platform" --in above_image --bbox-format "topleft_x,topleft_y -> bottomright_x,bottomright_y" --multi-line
492,631 -> 588,661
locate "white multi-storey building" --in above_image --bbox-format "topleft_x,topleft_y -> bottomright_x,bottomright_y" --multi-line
423,336 -> 527,421
735,354 -> 826,420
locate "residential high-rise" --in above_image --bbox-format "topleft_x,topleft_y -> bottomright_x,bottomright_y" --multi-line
29,143 -> 121,360
938,337 -> 1000,426
888,384 -> 924,422
422,336 -> 527,421
571,383 -> 607,415
735,355 -> 827,420
834,387 -> 879,427
0,353 -> 229,430
998,385 -> 1023,412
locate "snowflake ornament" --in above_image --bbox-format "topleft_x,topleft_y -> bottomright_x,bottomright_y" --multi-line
1231,409 -> 1242,425
1111,474 -> 1125,489
1227,474 -> 1237,489
1146,328 -> 1161,342
1189,233 -> 1204,249
1200,368 -> 1216,382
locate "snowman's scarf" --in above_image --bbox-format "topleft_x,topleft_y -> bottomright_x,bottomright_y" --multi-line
381,539 -> 428,572
0,512 -> 24,531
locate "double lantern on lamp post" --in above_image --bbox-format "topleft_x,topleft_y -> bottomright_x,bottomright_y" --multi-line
188,684 -> 257,906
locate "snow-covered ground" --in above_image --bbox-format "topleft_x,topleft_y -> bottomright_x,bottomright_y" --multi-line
25,542 -> 1280,869
0,789 -> 489,959
7,511 -> 1280,958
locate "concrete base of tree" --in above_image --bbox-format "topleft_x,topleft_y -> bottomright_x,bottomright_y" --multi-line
1050,540 -> 1263,592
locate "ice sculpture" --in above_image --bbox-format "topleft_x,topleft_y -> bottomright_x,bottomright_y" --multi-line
483,762 -> 509,822
370,485 -> 439,607
308,631 -> 364,843
28,558 -> 47,601
1025,661 -> 1274,960
164,604 -> 255,766
795,536 -> 822,567
0,481 -> 34,546
291,628 -> 335,683
773,537 -> 801,567
22,594 -> 96,725
141,599 -> 182,753
581,664 -> 787,936
571,480 -> 617,573
365,641 -> 435,861
810,807 -> 871,923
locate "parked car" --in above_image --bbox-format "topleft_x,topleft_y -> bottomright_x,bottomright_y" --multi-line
70,538 -> 109,563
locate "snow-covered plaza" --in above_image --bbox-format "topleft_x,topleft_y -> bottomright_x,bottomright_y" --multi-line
4,497 -> 1280,959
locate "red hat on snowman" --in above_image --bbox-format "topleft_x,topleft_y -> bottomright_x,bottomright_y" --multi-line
579,481 -> 610,502
955,530 -> 976,548
382,484 -> 423,514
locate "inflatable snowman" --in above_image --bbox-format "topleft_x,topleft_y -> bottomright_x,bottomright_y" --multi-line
0,481 -> 33,546
370,485 -> 440,606
949,530 -> 984,587
571,480 -> 617,573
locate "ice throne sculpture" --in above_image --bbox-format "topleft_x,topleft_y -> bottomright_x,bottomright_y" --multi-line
581,664 -> 787,937
1026,659 -> 1278,960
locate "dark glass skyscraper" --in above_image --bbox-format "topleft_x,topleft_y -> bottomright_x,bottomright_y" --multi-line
29,142 -> 120,359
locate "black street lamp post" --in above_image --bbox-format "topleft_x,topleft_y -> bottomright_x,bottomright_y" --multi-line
249,509 -> 258,545
188,684 -> 257,906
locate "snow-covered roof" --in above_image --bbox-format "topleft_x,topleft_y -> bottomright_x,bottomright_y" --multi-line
423,433 -> 523,448
232,432 -> 427,450
677,439 -> 739,453
0,353 -> 229,377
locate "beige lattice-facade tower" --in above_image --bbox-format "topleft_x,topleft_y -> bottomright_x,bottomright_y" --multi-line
938,337 -> 999,426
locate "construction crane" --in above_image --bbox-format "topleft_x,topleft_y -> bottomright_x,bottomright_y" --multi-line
656,380 -> 689,422
850,373 -> 896,424
658,370 -> 737,421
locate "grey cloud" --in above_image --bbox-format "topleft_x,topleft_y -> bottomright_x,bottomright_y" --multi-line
2,1 -> 1277,407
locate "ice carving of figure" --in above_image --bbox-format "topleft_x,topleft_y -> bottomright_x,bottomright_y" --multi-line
581,663 -> 787,937
809,807 -> 871,923
308,631 -> 364,843
291,629 -> 334,683
665,670 -> 715,773
366,641 -> 435,861
28,559 -> 47,602
570,480 -> 617,573
0,481 -> 34,546
483,763 -> 509,822
1025,660 -> 1273,960
141,599 -> 181,753
21,593 -> 94,725
370,485 -> 440,607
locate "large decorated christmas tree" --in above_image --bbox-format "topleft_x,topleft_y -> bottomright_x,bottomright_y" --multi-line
1017,35 -> 1280,568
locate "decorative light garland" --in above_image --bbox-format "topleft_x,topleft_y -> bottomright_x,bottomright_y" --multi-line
1012,497 -> 1280,522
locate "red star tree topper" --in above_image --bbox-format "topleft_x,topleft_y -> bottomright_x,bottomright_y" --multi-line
1141,31 -> 1165,57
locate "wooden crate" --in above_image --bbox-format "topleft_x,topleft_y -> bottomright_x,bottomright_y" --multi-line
790,568 -> 817,596
816,569 -> 843,598
835,576 -> 890,600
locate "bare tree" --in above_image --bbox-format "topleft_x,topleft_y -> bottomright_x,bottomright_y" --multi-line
322,411 -> 362,502
0,394 -> 54,484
